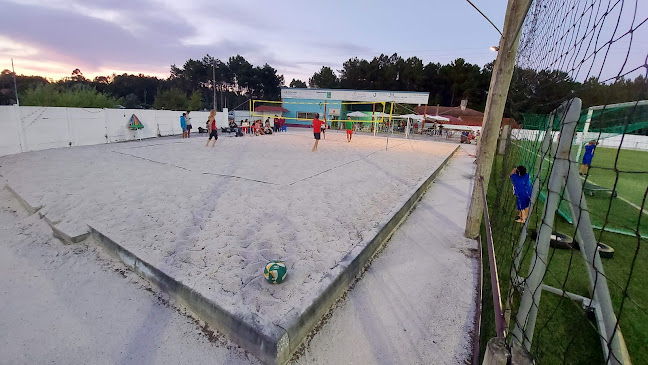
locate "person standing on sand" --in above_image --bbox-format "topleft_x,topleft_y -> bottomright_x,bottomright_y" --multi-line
312,114 -> 325,152
273,115 -> 279,132
205,110 -> 218,147
180,112 -> 187,138
185,111 -> 192,138
345,117 -> 354,143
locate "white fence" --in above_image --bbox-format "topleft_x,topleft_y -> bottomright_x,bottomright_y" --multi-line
511,129 -> 648,151
0,105 -> 228,157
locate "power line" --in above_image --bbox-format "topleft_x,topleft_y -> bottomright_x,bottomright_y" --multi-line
465,0 -> 503,36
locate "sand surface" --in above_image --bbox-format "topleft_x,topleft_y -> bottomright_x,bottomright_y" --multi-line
0,131 -> 456,330
0,187 -> 258,365
296,146 -> 478,364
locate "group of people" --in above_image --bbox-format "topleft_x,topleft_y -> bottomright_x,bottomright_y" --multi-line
460,130 -> 477,144
180,111 -> 192,138
311,115 -> 356,151
509,140 -> 598,224
235,116 -> 287,136
179,110 -> 218,146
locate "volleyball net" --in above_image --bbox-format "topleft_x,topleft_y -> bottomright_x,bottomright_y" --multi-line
250,99 -> 396,124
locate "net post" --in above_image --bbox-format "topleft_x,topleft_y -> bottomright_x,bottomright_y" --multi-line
511,98 -> 581,349
465,0 -> 532,239
563,148 -> 631,365
575,108 -> 593,163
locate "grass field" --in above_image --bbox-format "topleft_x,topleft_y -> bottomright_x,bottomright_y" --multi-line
479,144 -> 648,364
588,147 -> 648,208
514,141 -> 648,237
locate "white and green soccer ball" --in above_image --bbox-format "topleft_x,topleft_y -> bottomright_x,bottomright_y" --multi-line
263,261 -> 287,284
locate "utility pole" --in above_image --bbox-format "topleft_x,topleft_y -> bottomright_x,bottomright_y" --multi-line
11,58 -> 20,105
465,0 -> 532,238
11,58 -> 26,152
213,62 -> 217,111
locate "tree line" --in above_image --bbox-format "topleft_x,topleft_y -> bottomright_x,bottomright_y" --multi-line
1,53 -> 645,123
0,54 -> 284,111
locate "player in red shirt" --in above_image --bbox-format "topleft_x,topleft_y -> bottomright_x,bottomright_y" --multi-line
205,109 -> 218,147
312,115 -> 325,152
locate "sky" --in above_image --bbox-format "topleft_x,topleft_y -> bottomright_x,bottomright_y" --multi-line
0,0 -> 507,83
0,0 -> 645,85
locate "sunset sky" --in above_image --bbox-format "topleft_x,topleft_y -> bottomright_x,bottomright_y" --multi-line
0,0 -> 509,83
0,0 -> 645,84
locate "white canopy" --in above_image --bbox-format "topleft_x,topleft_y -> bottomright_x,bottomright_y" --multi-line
347,111 -> 367,117
444,125 -> 481,131
425,115 -> 450,122
369,112 -> 391,118
397,113 -> 424,120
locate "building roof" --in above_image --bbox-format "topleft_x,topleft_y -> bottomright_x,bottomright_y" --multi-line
281,87 -> 428,95
452,115 -> 520,128
414,105 -> 485,118
254,105 -> 289,113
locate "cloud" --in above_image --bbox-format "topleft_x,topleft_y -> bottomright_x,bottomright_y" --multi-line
0,36 -> 39,57
0,0 -> 378,83
0,0 -> 273,78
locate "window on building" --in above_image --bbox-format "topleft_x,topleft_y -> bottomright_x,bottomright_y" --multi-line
297,112 -> 319,120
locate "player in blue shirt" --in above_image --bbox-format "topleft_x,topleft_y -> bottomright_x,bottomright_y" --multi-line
580,140 -> 598,175
510,165 -> 532,223
180,113 -> 187,138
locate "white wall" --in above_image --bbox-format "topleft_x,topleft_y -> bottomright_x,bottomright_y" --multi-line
0,105 -> 228,157
511,129 -> 648,151
231,110 -> 252,123
0,105 -> 23,156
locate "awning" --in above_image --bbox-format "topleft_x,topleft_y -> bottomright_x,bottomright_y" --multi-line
254,105 -> 289,113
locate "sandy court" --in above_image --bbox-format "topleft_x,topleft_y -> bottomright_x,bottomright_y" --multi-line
0,130 -> 457,329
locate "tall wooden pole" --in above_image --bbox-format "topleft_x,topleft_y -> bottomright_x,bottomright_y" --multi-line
213,63 -> 217,111
465,0 -> 532,238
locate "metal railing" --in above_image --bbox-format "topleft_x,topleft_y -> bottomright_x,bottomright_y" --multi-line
479,175 -> 507,339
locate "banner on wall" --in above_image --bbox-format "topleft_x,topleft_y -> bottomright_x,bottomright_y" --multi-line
281,88 -> 429,104
128,114 -> 144,130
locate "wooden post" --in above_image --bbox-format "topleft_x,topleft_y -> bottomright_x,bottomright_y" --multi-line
422,104 -> 427,133
482,337 -> 509,365
498,124 -> 511,155
465,0 -> 532,238
482,337 -> 534,365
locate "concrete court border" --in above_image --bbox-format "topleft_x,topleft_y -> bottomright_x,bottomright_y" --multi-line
4,144 -> 459,364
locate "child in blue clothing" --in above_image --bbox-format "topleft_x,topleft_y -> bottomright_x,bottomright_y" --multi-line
510,165 -> 532,223
580,140 -> 598,175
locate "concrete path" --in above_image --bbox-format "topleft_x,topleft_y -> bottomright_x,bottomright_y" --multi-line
295,145 -> 479,365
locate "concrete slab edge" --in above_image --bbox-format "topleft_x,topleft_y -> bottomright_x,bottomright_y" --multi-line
4,184 -> 42,215
87,225 -> 285,365
5,183 -> 89,244
277,145 -> 461,361
39,213 -> 90,245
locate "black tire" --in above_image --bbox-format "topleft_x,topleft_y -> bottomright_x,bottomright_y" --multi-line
528,230 -> 574,250
572,241 -> 614,259
597,243 -> 615,259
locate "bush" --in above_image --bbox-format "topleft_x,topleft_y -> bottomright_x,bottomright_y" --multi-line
188,90 -> 203,111
154,88 -> 188,110
20,84 -> 121,108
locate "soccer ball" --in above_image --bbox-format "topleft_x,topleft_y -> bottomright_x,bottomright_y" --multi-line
263,261 -> 287,284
